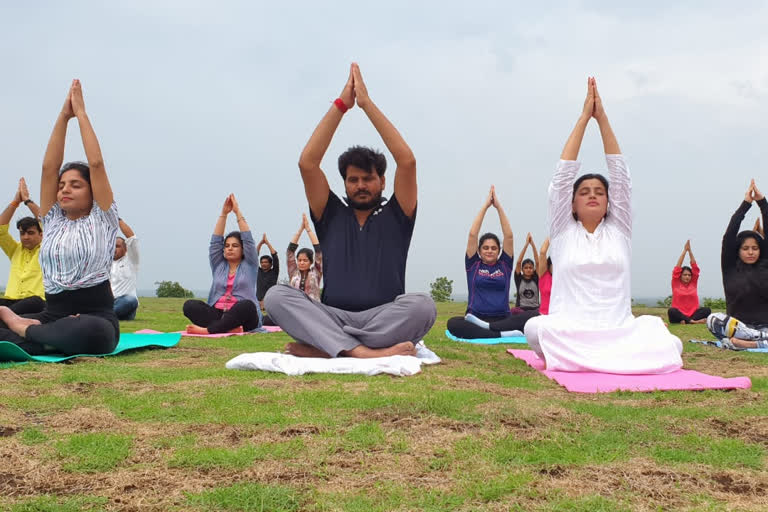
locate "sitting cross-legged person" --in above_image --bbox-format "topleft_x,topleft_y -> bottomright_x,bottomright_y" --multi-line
265,63 -> 436,358
111,218 -> 140,320
0,177 -> 45,315
183,194 -> 262,334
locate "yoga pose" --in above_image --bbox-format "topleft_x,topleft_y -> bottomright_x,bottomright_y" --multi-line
0,80 -> 122,355
537,237 -> 552,315
183,194 -> 262,334
287,213 -> 322,302
0,178 -> 45,315
668,240 -> 710,324
265,63 -> 436,358
513,233 -> 540,311
446,186 -> 538,339
706,180 -> 768,349
523,78 -> 682,374
256,233 -> 279,310
111,218 -> 140,320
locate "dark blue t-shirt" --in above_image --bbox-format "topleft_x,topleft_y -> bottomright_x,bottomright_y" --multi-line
466,251 -> 513,318
312,191 -> 415,311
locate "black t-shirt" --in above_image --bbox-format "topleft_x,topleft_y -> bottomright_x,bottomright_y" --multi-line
312,191 -> 415,311
256,252 -> 279,301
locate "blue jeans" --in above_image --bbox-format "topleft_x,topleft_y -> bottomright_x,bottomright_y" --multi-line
114,295 -> 139,320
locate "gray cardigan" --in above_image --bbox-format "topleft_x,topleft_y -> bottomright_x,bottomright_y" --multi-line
206,231 -> 261,311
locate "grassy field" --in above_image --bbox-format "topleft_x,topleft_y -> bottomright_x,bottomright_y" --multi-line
1,299 -> 767,511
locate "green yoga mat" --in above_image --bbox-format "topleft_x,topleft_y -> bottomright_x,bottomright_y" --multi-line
0,332 -> 181,363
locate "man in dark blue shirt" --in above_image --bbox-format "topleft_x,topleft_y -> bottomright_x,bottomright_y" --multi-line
265,63 -> 436,358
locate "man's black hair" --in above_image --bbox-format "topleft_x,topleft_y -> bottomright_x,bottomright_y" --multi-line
338,146 -> 387,179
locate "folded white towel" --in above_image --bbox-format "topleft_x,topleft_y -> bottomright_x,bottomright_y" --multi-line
226,341 -> 441,377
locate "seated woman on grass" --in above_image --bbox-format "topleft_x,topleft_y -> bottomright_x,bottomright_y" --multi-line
537,237 -> 552,315
668,240 -> 710,324
183,194 -> 262,334
287,213 -> 323,302
446,186 -> 538,339
512,233 -> 540,312
0,80 -> 122,355
523,77 -> 682,374
706,180 -> 768,349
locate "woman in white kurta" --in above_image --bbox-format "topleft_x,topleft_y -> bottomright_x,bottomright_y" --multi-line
523,78 -> 682,374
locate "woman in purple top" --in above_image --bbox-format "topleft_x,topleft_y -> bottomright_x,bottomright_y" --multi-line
447,186 -> 538,339
183,194 -> 262,334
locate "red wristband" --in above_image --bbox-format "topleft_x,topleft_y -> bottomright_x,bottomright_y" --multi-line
333,98 -> 349,114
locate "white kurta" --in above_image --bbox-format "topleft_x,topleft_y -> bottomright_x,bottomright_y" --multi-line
525,155 -> 682,374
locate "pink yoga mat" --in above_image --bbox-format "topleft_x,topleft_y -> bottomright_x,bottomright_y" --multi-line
507,349 -> 751,393
135,326 -> 282,338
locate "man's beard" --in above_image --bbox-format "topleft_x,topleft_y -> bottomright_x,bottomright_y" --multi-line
346,191 -> 383,211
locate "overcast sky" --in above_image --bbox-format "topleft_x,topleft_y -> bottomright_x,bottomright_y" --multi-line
2,1 -> 767,300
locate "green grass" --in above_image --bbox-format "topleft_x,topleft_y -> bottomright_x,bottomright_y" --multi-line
0,299 -> 765,511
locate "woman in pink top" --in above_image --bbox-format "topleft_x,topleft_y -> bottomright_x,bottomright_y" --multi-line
668,240 -> 710,324
537,237 -> 552,315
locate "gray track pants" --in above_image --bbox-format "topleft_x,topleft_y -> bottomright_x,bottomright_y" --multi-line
264,285 -> 437,357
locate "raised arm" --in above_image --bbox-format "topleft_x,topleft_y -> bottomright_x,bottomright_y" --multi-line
17,178 -> 40,219
754,181 -> 767,238
491,186 -> 514,258
593,80 -> 621,156
529,235 -> 540,272
722,183 -> 754,272
230,194 -> 250,234
70,80 -> 113,211
560,77 -> 595,161
298,66 -> 356,220
118,218 -> 135,238
753,218 -> 764,238
515,235 -> 531,274
41,84 -> 75,216
0,186 -> 21,227
537,238 -> 550,278
352,64 -> 417,219
304,213 -> 319,246
290,214 -> 305,245
214,195 -> 233,236
675,240 -> 688,268
466,188 -> 493,258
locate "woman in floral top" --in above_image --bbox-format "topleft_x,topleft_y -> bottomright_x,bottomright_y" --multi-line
287,213 -> 323,301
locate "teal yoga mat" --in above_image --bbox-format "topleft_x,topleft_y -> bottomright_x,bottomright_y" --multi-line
445,330 -> 527,345
0,332 -> 182,363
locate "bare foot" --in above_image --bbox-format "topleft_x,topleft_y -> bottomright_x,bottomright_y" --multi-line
0,306 -> 41,337
691,319 -> 707,324
185,324 -> 209,335
731,337 -> 758,349
341,341 -> 417,358
285,342 -> 330,358
228,326 -> 244,334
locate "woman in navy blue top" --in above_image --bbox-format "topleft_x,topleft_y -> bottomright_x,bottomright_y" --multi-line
447,187 -> 539,339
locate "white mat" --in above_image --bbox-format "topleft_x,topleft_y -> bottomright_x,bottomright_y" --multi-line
225,341 -> 441,376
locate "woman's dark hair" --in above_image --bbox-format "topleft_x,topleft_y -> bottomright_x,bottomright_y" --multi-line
338,145 -> 387,179
59,161 -> 91,185
224,231 -> 243,246
547,256 -> 552,270
16,217 -> 41,233
260,255 -> 273,265
297,247 -> 314,265
572,173 -> 609,221
681,266 -> 693,275
478,232 -> 500,251
522,258 -> 535,268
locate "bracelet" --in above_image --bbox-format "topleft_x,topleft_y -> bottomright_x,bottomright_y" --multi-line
333,98 -> 349,114
237,217 -> 245,221
24,199 -> 34,205
10,200 -> 20,208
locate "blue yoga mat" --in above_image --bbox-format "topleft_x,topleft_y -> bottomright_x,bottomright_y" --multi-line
688,339 -> 768,353
445,330 -> 527,345
0,332 -> 182,363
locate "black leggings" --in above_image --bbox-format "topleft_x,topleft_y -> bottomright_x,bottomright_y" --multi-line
0,296 -> 46,316
183,299 -> 261,333
447,310 -> 539,339
668,307 -> 711,324
0,281 -> 119,356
